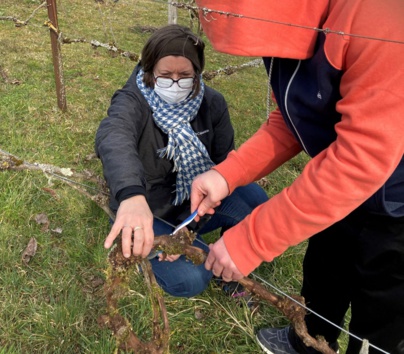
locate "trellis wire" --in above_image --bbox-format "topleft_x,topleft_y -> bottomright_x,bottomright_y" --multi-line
2,1 -> 402,351
169,1 -> 404,46
2,0 -> 403,111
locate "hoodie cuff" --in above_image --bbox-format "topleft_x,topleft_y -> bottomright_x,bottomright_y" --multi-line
222,218 -> 264,276
213,151 -> 248,194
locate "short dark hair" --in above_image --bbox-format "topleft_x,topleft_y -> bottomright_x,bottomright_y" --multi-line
140,24 -> 205,96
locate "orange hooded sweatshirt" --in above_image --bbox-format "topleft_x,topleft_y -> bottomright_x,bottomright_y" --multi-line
196,0 -> 404,275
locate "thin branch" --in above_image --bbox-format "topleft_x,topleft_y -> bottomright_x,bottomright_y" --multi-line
203,59 -> 263,81
0,1 -> 46,26
0,148 -> 105,187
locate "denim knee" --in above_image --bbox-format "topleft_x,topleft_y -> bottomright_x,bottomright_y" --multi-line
151,256 -> 212,297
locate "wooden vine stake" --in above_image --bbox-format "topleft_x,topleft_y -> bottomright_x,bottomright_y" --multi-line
168,0 -> 177,24
46,0 -> 67,111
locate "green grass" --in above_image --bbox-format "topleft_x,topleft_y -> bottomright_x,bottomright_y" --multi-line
0,0 -> 342,353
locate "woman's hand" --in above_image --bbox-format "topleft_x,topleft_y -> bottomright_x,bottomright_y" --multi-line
104,195 -> 154,258
158,254 -> 181,262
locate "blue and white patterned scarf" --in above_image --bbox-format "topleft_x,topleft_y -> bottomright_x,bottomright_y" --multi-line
136,69 -> 214,205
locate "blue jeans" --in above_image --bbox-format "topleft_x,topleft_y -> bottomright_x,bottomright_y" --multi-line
150,183 -> 268,297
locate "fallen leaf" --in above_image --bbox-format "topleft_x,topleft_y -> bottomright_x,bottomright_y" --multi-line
42,187 -> 59,199
60,168 -> 73,176
90,276 -> 104,289
85,153 -> 97,161
34,213 -> 49,225
194,309 -> 204,320
256,177 -> 270,188
51,227 -> 63,234
21,237 -> 38,264
34,213 -> 50,232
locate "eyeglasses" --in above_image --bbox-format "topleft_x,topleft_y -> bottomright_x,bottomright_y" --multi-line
154,76 -> 195,89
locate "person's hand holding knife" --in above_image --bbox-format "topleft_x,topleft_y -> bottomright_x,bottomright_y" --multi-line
190,170 -> 244,282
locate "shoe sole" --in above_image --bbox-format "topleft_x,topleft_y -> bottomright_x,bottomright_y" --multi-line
256,334 -> 276,354
256,334 -> 340,354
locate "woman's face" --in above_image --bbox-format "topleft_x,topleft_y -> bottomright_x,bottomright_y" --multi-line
154,55 -> 195,81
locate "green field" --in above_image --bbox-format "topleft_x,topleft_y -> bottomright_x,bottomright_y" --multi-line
0,1 -> 319,353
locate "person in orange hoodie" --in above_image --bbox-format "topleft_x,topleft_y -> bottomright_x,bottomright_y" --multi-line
190,0 -> 404,353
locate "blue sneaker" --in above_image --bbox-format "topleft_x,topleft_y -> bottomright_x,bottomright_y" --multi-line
256,326 -> 299,354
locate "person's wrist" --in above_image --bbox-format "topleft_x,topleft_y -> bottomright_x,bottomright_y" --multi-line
121,194 -> 146,205
116,185 -> 146,203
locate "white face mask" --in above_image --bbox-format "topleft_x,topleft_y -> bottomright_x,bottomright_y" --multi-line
154,84 -> 192,105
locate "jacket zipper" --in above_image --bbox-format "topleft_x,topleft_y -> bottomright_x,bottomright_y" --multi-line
284,60 -> 309,154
